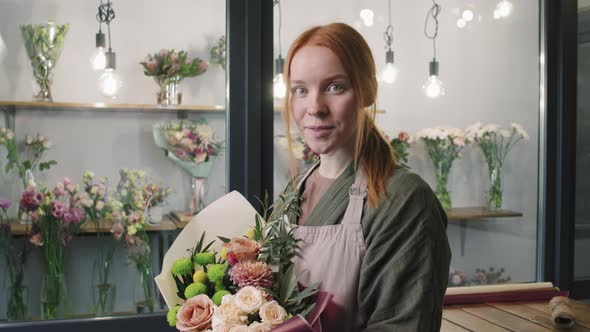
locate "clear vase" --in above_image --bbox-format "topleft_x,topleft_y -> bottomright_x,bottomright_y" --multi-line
434,161 -> 452,210
20,22 -> 68,102
156,75 -> 182,105
93,283 -> 115,316
133,265 -> 155,314
41,273 -> 68,320
6,285 -> 28,321
487,162 -> 504,210
190,178 -> 206,215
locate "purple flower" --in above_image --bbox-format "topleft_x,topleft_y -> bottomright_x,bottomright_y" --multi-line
63,207 -> 85,224
20,187 -> 44,211
0,198 -> 11,209
50,200 -> 66,219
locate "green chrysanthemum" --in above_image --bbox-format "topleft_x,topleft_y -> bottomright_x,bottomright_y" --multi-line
207,263 -> 227,283
184,282 -> 208,298
212,290 -> 231,306
193,252 -> 215,265
214,281 -> 226,292
171,257 -> 193,277
166,305 -> 181,326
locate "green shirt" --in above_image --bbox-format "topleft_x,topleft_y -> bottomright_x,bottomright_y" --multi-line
298,164 -> 451,331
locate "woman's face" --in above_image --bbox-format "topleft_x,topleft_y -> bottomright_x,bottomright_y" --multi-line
289,46 -> 358,157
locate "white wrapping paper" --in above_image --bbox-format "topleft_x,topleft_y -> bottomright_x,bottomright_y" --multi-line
154,191 -> 258,308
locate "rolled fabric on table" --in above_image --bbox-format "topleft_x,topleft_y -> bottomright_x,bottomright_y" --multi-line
549,296 -> 576,329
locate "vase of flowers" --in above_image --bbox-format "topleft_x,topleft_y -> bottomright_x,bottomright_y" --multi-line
465,122 -> 529,209
209,35 -> 226,70
144,183 -> 171,226
1,198 -> 30,321
153,119 -> 223,214
20,22 -> 69,102
140,49 -> 208,105
21,179 -> 86,320
416,127 -> 466,210
389,131 -> 412,168
115,169 -> 156,313
79,171 -> 123,316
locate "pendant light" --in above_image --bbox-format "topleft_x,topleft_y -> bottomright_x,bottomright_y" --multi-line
273,0 -> 286,99
95,0 -> 122,98
422,0 -> 444,99
381,0 -> 398,84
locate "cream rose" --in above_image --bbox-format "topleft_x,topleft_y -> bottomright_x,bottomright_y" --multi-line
234,286 -> 264,314
212,295 -> 248,327
259,300 -> 287,326
228,325 -> 250,332
176,294 -> 214,332
249,322 -> 273,332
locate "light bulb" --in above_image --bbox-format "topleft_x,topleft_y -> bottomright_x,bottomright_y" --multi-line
98,68 -> 122,98
422,75 -> 445,98
456,18 -> 467,29
273,73 -> 286,99
360,9 -> 374,27
90,47 -> 106,71
495,0 -> 512,19
381,63 -> 398,84
462,10 -> 474,22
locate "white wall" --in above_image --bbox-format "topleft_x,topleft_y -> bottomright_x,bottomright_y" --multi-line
0,0 -> 226,318
274,0 -> 540,284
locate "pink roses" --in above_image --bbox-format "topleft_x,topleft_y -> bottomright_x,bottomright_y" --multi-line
176,294 -> 214,332
222,237 -> 261,265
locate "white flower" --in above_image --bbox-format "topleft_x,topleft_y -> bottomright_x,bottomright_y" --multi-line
511,122 -> 529,140
499,129 -> 511,138
213,295 -> 248,327
482,123 -> 499,134
453,137 -> 465,147
174,132 -> 184,140
234,286 -> 264,314
90,186 -> 98,195
197,124 -> 215,143
81,198 -> 94,208
6,130 -> 14,139
42,140 -> 52,149
25,135 -> 33,145
228,325 -> 250,332
248,322 -> 273,332
36,134 -> 45,142
95,200 -> 104,211
259,300 -> 287,326
291,141 -> 305,160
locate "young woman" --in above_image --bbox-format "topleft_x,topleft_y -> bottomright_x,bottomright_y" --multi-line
282,23 -> 451,331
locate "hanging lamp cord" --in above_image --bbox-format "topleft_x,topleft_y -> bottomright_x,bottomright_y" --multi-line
383,0 -> 393,50
97,1 -> 116,51
424,0 -> 440,59
273,0 -> 282,57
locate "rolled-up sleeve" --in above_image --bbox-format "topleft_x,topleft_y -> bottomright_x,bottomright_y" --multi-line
358,173 -> 451,332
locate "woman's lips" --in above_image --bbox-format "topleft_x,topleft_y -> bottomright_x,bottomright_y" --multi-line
305,126 -> 334,139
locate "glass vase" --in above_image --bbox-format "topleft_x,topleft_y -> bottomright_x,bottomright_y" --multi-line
40,272 -> 68,320
487,162 -> 504,210
434,161 -> 452,210
133,264 -> 155,314
156,75 -> 182,105
6,285 -> 28,321
20,22 -> 69,102
93,283 -> 115,316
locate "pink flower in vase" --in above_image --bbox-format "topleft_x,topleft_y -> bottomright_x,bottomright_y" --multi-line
0,198 -> 11,209
199,60 -> 209,72
158,49 -> 168,57
50,200 -> 66,219
145,58 -> 159,75
20,186 -> 43,211
168,51 -> 179,63
54,182 -> 66,197
63,207 -> 85,224
63,177 -> 72,187
111,222 -> 124,240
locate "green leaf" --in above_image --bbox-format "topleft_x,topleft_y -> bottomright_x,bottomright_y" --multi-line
217,236 -> 231,243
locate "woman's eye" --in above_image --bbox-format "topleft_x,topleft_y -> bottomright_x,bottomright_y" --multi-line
293,87 -> 307,95
327,83 -> 344,93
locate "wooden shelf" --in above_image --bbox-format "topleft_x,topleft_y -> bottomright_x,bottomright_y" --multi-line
447,207 -> 523,222
0,101 -> 225,113
9,215 -> 182,236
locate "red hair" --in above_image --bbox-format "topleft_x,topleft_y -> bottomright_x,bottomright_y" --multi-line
283,23 -> 396,207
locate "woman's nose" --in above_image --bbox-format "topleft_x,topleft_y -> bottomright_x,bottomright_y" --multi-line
307,92 -> 328,117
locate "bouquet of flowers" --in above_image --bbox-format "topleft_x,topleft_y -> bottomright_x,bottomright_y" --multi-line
144,183 -> 172,209
209,36 -> 226,70
389,131 -> 412,168
0,129 -> 57,189
21,178 -> 86,320
79,171 -> 124,315
415,126 -> 466,210
140,49 -> 208,105
153,119 -> 223,214
157,189 -> 329,332
465,122 -> 529,209
0,198 -> 30,321
275,136 -> 319,166
114,169 -> 155,313
20,22 -> 69,101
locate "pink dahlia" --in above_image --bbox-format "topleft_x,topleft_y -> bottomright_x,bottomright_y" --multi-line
228,260 -> 273,289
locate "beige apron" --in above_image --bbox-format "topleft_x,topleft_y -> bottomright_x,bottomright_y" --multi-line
294,162 -> 367,332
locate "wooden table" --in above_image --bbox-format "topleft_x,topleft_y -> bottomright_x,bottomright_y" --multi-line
442,301 -> 590,331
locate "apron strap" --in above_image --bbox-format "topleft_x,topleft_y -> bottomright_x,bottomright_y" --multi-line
342,162 -> 367,225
